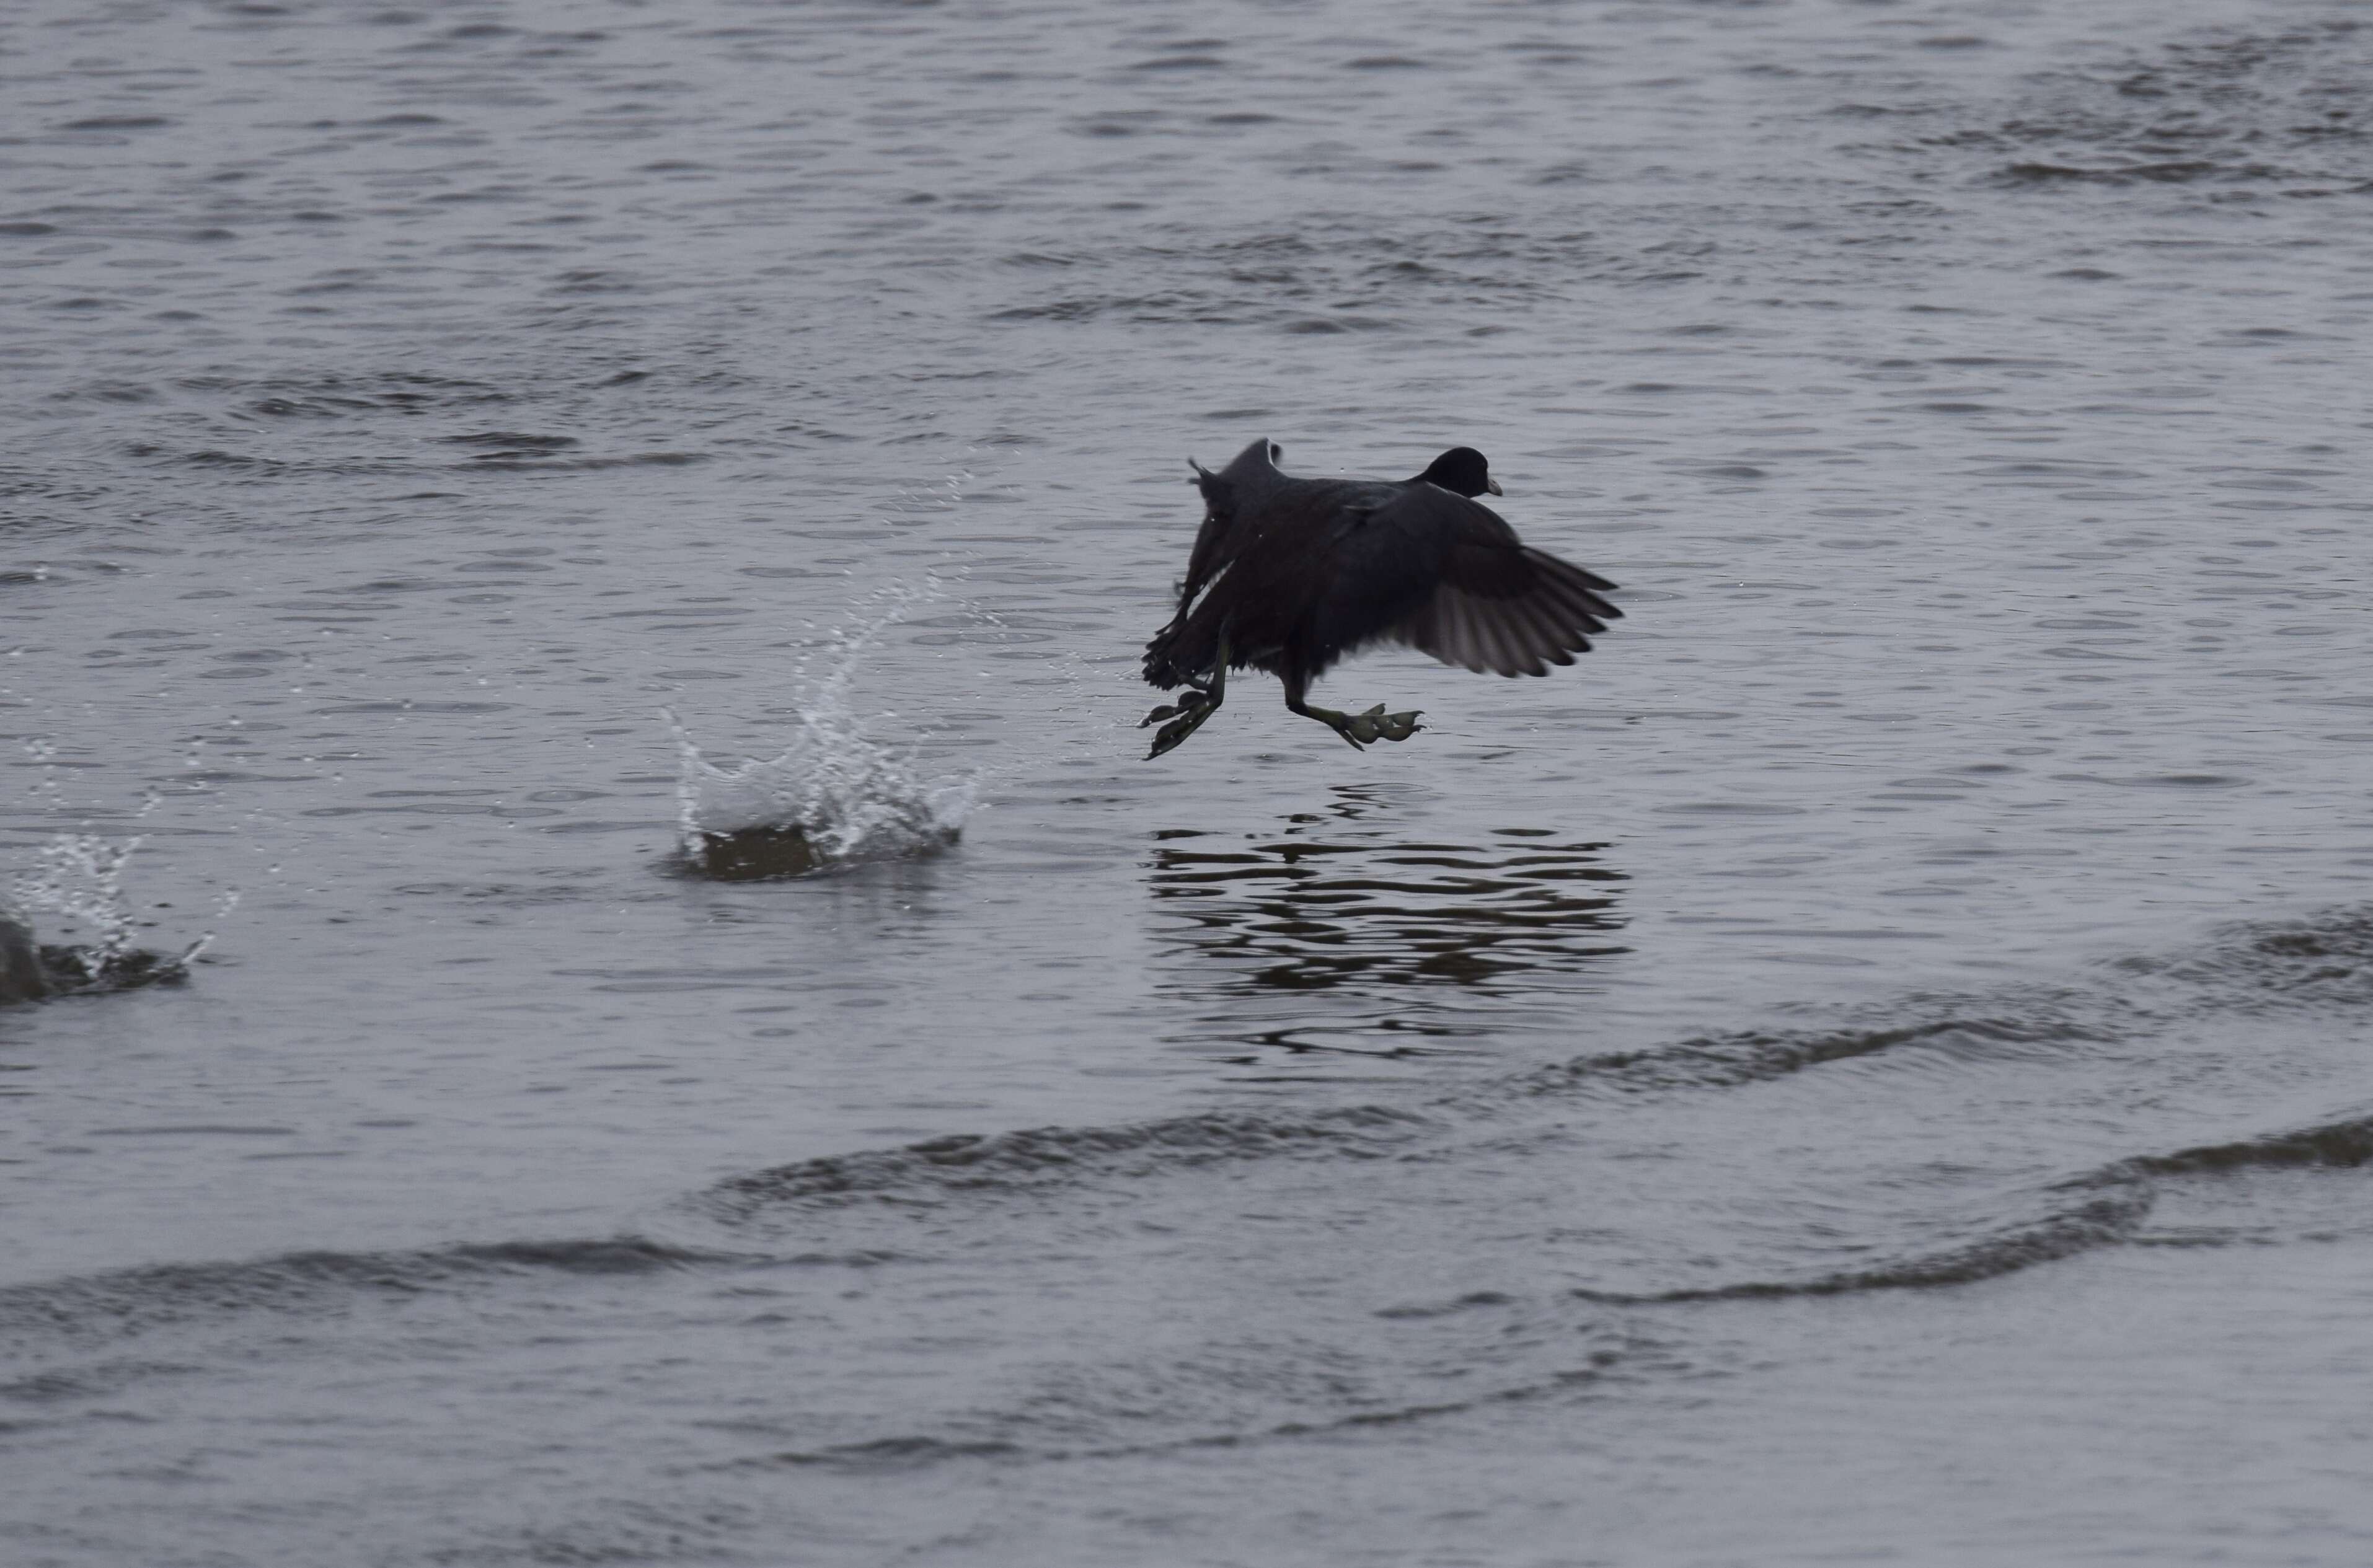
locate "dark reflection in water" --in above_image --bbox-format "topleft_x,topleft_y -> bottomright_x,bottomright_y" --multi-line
1147,786 -> 1628,1061
681,827 -> 826,882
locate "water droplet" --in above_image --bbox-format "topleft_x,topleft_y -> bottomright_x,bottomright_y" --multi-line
665,584 -> 975,871
8,832 -> 146,966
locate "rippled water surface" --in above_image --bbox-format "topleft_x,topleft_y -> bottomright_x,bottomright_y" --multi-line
7,0 -> 2373,1562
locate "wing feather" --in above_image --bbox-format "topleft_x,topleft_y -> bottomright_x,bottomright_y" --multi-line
1443,591 -> 1486,672
1396,530 -> 1622,679
1473,598 -> 1513,675
1211,472 -> 1628,685
1507,597 -> 1564,674
1496,601 -> 1542,677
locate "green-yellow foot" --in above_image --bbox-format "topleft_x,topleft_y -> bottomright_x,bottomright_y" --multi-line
1145,634 -> 1230,760
1303,702 -> 1424,749
1145,689 -> 1220,759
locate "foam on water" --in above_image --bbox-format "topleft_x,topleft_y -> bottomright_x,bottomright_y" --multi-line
669,586 -> 978,878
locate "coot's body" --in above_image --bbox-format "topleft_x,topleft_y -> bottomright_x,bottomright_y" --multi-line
1141,439 -> 1622,757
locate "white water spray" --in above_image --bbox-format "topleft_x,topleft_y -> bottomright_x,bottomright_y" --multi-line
9,832 -> 144,968
6,739 -> 236,992
669,587 -> 978,875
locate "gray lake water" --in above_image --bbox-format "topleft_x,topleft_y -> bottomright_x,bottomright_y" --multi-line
6,0 -> 2373,1562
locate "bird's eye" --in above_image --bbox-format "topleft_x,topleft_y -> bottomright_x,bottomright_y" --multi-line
1269,443 -> 1282,460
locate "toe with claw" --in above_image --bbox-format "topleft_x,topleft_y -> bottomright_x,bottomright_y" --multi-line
1147,691 -> 1218,759
1344,705 -> 1422,744
1145,633 -> 1230,760
1305,702 -> 1424,749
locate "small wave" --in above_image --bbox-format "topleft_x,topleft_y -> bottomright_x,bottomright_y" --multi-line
697,906 -> 2373,1238
1916,20 -> 2373,200
669,587 -> 975,878
0,1236 -> 747,1349
1525,904 -> 2373,1100
1573,1189 -> 2152,1306
1578,1109 -> 2373,1308
702,1104 -> 1431,1220
2125,907 -> 2373,1011
1529,1010 -> 2105,1096
1996,158 -> 2243,186
721,1346 -> 1649,1473
753,1435 -> 1027,1470
456,451 -> 707,472
2131,1111 -> 2373,1178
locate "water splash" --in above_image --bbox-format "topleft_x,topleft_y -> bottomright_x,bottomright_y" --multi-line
4,832 -> 203,994
6,736 -> 237,996
668,588 -> 977,879
11,832 -> 144,969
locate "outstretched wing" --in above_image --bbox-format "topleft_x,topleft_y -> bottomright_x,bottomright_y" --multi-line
1389,503 -> 1622,677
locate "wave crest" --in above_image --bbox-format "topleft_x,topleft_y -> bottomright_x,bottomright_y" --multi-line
702,1105 -> 1433,1219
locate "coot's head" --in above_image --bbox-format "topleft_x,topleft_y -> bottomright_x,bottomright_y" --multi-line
1416,446 -> 1500,498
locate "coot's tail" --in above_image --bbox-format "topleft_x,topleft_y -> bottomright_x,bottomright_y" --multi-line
1142,601 -> 1223,690
1143,456 -> 1242,690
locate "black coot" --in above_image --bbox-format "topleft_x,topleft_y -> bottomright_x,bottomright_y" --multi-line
1141,439 -> 1622,758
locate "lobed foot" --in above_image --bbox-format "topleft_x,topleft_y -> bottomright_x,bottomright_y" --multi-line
1146,689 -> 1220,759
1303,702 -> 1425,749
1145,635 -> 1230,760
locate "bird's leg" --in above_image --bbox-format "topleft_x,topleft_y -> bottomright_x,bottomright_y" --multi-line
1284,676 -> 1422,751
1144,633 -> 1228,759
